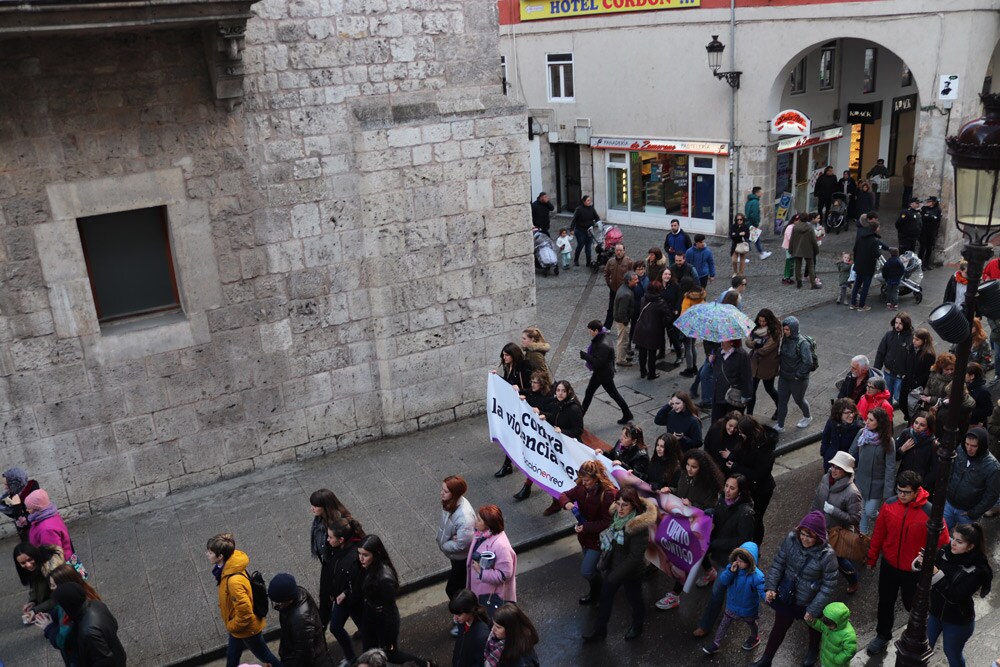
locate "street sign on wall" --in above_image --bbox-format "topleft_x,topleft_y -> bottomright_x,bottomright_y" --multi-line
520,0 -> 700,21
939,75 -> 960,101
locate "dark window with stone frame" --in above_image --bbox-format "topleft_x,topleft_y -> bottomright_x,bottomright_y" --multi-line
77,206 -> 182,323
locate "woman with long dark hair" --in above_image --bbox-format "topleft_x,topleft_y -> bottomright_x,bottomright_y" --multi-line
357,534 -> 433,666
582,487 -> 657,642
36,563 -> 101,666
13,542 -> 64,619
729,416 -> 777,544
704,411 -> 743,474
310,488 -> 350,563
747,309 -> 781,417
556,460 -> 616,606
484,603 -> 540,666
449,589 -> 491,667
820,399 -> 862,472
633,280 -> 670,380
730,213 -> 751,277
495,343 -> 532,478
653,391 -> 703,450
321,517 -> 366,663
647,434 -> 683,493
437,475 -> 475,630
848,407 -> 896,534
514,372 -> 557,502
916,522 -> 993,667
600,423 -> 649,480
895,411 -> 938,490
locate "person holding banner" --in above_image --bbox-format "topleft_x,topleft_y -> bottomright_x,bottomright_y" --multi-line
580,320 -> 634,426
647,434 -> 684,493
751,511 -> 838,667
600,423 -> 649,481
557,460 -> 617,606
653,391 -> 703,450
513,371 -> 558,502
494,344 -> 533,479
582,487 -> 658,642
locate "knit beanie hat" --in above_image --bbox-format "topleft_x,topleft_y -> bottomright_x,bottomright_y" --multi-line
267,572 -> 298,603
25,489 -> 50,511
52,582 -> 87,619
797,510 -> 829,545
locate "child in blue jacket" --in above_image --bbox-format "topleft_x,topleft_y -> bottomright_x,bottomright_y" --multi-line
702,541 -> 766,655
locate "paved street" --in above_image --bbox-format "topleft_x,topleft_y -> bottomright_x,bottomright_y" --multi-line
1,217 -> 993,667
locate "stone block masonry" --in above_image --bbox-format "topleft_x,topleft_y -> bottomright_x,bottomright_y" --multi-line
0,0 -> 533,521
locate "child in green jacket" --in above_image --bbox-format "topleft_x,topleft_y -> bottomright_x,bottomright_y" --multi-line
807,601 -> 857,667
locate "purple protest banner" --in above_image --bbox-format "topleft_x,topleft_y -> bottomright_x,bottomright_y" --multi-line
611,468 -> 713,593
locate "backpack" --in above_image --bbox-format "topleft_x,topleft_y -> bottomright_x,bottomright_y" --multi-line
799,335 -> 819,373
242,570 -> 269,619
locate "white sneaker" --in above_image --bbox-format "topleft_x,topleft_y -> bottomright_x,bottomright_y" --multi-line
773,425 -> 785,433
759,251 -> 773,260
796,417 -> 813,428
655,592 -> 680,610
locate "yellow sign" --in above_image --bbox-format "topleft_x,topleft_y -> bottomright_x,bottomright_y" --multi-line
521,0 -> 700,21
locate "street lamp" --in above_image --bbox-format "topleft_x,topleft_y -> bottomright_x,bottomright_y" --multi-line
896,93 -> 1000,667
705,35 -> 741,89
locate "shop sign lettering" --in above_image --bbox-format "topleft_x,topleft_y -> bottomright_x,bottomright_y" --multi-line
893,94 -> 917,113
591,136 -> 728,155
770,109 -> 811,137
776,127 -> 844,153
520,0 -> 700,21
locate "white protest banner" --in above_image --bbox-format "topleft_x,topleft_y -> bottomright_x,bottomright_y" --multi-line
486,373 -> 614,498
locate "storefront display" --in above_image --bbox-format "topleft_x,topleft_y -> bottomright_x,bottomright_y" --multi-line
594,136 -> 723,232
775,128 -> 842,218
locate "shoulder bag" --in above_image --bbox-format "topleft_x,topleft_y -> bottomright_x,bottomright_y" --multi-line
827,525 -> 870,562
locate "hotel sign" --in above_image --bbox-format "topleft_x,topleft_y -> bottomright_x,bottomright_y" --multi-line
591,136 -> 728,155
521,0 -> 700,21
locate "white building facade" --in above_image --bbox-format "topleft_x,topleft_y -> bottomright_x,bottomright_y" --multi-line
500,0 -> 1000,255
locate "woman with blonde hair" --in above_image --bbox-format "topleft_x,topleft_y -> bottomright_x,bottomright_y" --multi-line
556,460 -> 617,606
521,328 -> 552,382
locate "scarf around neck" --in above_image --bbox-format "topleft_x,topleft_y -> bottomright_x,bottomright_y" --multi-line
600,509 -> 636,551
858,428 -> 881,448
27,504 -> 57,524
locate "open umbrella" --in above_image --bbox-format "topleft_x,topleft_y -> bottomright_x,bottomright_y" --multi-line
674,302 -> 754,342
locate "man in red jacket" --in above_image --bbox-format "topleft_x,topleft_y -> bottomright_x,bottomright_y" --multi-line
864,470 -> 949,655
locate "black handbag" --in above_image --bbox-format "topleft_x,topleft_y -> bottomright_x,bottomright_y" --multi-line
478,592 -> 504,619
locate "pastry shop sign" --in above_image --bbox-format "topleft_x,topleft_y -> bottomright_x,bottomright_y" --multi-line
770,109 -> 811,137
591,136 -> 729,156
520,0 -> 700,21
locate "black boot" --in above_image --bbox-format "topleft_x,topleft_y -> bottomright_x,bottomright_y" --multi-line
749,657 -> 773,667
801,646 -> 819,667
494,457 -> 513,478
623,625 -> 643,641
513,483 -> 531,501
581,626 -> 607,642
578,576 -> 601,605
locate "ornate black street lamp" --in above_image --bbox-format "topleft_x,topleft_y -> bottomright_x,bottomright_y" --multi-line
705,35 -> 741,89
897,93 -> 1000,666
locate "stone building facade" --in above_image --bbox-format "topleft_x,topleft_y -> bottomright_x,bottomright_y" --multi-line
0,0 -> 532,520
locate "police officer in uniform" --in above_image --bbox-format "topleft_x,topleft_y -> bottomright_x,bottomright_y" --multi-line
894,197 -> 922,254
918,196 -> 942,268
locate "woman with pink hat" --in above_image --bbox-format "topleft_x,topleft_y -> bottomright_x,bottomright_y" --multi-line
25,489 -> 74,561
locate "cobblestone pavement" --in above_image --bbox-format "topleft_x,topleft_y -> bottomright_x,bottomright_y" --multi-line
0,215 -> 970,666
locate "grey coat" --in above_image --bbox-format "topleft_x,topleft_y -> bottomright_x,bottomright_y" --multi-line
811,474 -> 863,529
947,439 -> 1000,519
777,317 -> 812,380
848,430 -> 896,503
765,531 -> 839,618
437,496 -> 475,561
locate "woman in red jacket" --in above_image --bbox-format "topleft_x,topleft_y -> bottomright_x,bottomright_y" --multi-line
556,460 -> 617,606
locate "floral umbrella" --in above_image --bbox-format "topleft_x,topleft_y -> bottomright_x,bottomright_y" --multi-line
673,302 -> 754,342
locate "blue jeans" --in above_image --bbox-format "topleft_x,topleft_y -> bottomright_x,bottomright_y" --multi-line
573,227 -> 591,264
838,556 -> 858,585
227,632 -> 281,667
943,501 -> 970,533
928,614 -> 974,667
330,603 -> 363,662
581,547 -> 601,581
851,274 -> 874,307
884,372 -> 903,403
860,498 -> 882,534
696,576 -> 727,632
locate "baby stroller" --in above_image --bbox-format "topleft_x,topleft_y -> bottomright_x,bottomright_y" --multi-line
876,251 -> 924,303
591,221 -> 623,273
533,229 -> 559,276
825,192 -> 851,233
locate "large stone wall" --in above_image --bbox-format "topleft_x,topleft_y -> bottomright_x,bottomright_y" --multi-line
0,0 -> 533,520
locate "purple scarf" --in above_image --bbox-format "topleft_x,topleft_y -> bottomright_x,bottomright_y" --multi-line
26,503 -> 58,524
584,328 -> 610,371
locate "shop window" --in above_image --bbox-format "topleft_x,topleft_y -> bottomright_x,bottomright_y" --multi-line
607,153 -> 628,211
547,53 -> 574,102
605,152 -> 715,221
819,42 -> 836,90
501,55 -> 509,96
862,48 -> 877,94
901,65 -> 913,88
789,58 -> 806,95
77,206 -> 181,323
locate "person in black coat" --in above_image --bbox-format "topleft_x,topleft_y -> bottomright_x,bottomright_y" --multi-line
967,363 -> 992,426
895,412 -> 938,491
448,590 -> 491,667
495,343 -> 533,478
704,412 -> 744,474
918,196 -> 942,267
51,583 -> 127,667
320,518 -> 365,663
647,434 -> 683,492
548,380 -> 584,439
895,198 -> 923,253
632,281 -> 670,379
851,220 -> 888,310
710,340 -> 753,422
268,573 -> 335,667
601,423 -> 650,480
580,320 -> 633,424
821,398 -> 863,471
530,192 -> 554,236
813,166 -> 839,222
572,195 -> 600,267
838,170 -> 859,220
901,329 -> 936,423
729,416 -> 777,544
653,391 -> 703,449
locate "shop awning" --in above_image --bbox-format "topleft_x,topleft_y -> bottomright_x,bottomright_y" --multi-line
591,136 -> 728,156
776,127 -> 844,153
